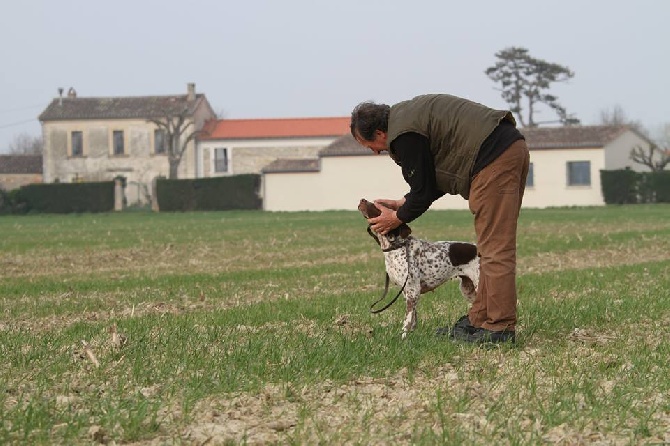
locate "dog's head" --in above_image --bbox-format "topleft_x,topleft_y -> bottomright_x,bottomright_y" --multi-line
357,198 -> 412,251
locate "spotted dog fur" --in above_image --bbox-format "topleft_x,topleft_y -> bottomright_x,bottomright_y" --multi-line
358,198 -> 480,338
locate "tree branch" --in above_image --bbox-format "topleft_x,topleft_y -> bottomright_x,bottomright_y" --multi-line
630,143 -> 670,172
147,108 -> 204,179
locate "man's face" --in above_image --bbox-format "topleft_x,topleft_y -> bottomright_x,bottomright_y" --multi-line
355,130 -> 388,154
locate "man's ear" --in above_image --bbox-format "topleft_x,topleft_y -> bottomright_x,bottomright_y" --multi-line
375,130 -> 388,145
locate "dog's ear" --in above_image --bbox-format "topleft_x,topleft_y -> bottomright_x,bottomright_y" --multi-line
399,224 -> 412,238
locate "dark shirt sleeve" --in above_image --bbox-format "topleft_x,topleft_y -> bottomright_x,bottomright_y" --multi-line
390,132 -> 445,223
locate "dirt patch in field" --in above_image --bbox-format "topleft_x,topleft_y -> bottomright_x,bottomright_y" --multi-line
0,243 -> 375,280
155,322 -> 670,445
518,238 -> 670,275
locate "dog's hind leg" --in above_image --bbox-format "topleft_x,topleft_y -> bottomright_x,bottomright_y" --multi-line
458,275 -> 477,303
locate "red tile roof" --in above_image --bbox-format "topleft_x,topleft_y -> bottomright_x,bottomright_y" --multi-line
199,117 -> 350,140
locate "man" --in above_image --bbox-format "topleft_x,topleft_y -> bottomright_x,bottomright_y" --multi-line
350,94 -> 529,344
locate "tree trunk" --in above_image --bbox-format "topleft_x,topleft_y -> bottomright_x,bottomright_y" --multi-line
169,159 -> 179,179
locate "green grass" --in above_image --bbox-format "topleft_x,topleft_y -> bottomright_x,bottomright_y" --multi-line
1,205 -> 669,444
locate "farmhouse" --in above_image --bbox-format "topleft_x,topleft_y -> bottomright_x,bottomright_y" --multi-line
38,84 -> 216,205
262,124 -> 652,211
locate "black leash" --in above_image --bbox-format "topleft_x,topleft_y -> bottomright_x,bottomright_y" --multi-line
369,272 -> 409,314
369,244 -> 411,314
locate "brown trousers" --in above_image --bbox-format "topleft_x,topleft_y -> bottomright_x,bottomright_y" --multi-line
468,139 -> 530,332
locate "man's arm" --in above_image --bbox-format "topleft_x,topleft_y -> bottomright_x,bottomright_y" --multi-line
392,132 -> 445,223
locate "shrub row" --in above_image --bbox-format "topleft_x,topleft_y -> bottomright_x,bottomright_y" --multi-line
0,182 -> 115,214
601,169 -> 670,204
0,175 -> 262,214
156,174 -> 262,211
3,170 -> 664,214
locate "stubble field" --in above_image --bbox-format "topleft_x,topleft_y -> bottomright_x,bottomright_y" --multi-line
1,205 -> 669,445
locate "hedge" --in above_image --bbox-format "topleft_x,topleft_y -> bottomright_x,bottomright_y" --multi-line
600,169 -> 670,204
156,174 -> 262,211
600,169 -> 638,204
4,182 -> 115,214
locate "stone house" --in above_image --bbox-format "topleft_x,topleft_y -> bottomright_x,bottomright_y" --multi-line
262,125 -> 652,211
38,84 -> 215,205
0,155 -> 43,190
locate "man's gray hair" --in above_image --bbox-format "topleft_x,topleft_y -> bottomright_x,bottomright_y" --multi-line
350,101 -> 390,141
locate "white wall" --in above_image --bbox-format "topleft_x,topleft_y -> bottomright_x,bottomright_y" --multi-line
604,132 -> 651,171
264,155 -> 472,211
264,147 -> 610,211
522,147 -> 605,208
263,155 -> 404,211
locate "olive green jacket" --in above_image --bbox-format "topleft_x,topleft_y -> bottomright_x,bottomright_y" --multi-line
387,94 -> 515,199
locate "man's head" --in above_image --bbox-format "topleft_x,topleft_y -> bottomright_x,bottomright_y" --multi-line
350,101 -> 391,154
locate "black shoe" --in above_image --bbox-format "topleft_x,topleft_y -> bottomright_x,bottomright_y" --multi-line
453,327 -> 516,345
435,315 -> 476,337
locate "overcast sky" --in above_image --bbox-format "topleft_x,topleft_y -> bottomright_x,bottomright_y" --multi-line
1,0 -> 668,153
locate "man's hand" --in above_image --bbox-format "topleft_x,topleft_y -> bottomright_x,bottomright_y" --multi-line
368,205 -> 403,235
373,198 -> 405,211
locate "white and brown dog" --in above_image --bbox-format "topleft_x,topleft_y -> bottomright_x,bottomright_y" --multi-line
358,198 -> 479,338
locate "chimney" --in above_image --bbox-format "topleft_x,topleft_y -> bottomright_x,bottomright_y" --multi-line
67,87 -> 77,98
58,87 -> 64,106
187,83 -> 196,101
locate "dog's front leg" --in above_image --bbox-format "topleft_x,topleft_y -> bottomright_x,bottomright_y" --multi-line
402,293 -> 419,339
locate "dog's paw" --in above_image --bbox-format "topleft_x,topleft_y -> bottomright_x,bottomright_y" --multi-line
401,331 -> 408,339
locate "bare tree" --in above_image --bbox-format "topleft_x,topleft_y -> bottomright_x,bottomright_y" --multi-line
9,133 -> 43,155
630,143 -> 670,172
148,108 -> 206,179
485,47 -> 579,128
599,105 -> 647,136
599,105 -> 628,126
597,105 -> 668,170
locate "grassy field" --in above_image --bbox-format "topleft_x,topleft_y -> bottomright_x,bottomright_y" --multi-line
1,205 -> 669,445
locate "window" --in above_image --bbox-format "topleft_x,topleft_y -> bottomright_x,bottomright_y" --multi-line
567,161 -> 591,186
214,148 -> 229,173
526,162 -> 534,188
113,130 -> 125,155
154,129 -> 167,154
71,131 -> 83,156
